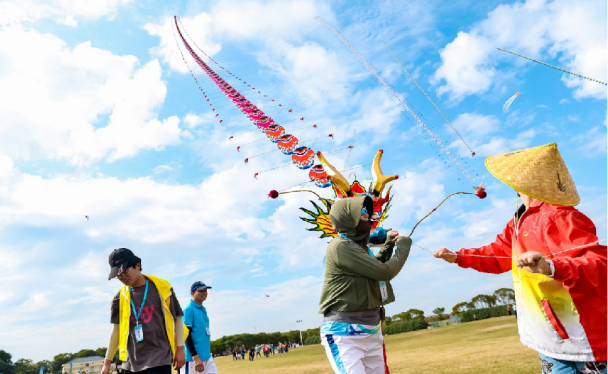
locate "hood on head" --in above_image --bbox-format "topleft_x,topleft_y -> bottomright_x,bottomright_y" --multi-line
329,196 -> 374,240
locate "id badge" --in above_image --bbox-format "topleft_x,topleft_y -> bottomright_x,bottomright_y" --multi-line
206,327 -> 210,336
134,324 -> 144,342
379,281 -> 388,302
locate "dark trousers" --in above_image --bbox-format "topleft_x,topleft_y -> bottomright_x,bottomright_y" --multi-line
123,365 -> 171,374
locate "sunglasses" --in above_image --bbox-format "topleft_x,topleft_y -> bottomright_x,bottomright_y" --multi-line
116,266 -> 133,279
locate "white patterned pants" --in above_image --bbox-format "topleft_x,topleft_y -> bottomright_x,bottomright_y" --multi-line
321,326 -> 384,374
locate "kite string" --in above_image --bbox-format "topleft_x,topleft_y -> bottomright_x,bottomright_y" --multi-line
278,189 -> 324,201
383,42 -> 474,155
497,48 -> 607,86
414,239 -> 607,259
342,129 -> 356,172
407,192 -> 474,237
315,16 -> 478,185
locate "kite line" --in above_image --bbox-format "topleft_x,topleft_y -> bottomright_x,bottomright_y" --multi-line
383,42 -> 475,156
414,239 -> 607,259
316,16 -> 483,186
498,48 -> 607,86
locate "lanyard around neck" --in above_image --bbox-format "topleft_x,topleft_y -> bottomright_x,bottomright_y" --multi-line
130,279 -> 149,325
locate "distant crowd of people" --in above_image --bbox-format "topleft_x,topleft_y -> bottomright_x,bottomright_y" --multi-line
231,342 -> 297,361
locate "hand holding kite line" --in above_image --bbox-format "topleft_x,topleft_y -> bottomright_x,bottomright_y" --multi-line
386,230 -> 399,245
433,248 -> 457,263
433,248 -> 552,276
515,251 -> 552,276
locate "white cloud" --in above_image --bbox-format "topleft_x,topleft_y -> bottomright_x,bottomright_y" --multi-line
470,129 -> 536,157
433,0 -> 607,102
451,113 -> 500,138
145,0 -> 330,75
261,41 -> 352,106
434,32 -> 495,100
574,126 -> 607,158
0,26 -> 185,164
145,13 -> 222,74
0,0 -> 131,26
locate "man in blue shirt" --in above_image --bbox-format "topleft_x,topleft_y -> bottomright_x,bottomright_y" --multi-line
182,281 -> 218,374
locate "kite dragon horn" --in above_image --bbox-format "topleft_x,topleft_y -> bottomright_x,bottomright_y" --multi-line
317,151 -> 353,197
371,150 -> 398,197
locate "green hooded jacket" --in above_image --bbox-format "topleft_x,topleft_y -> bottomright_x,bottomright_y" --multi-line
318,196 -> 412,314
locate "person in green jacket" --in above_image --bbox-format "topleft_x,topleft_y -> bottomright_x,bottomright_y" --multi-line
318,195 -> 412,374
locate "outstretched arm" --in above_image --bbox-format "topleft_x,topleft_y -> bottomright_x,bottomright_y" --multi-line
434,220 -> 514,274
335,236 -> 412,281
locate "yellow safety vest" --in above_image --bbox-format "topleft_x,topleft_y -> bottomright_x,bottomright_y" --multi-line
118,274 -> 188,361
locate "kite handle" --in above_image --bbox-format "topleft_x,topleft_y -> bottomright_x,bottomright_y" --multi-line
407,192 -> 474,238
277,189 -> 324,201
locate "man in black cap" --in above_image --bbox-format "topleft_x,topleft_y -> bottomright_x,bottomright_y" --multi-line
101,248 -> 186,374
182,281 -> 219,374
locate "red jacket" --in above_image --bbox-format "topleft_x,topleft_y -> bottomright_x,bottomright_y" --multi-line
456,202 -> 606,362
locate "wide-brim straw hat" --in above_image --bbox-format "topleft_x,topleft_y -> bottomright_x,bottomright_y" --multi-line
485,142 -> 580,206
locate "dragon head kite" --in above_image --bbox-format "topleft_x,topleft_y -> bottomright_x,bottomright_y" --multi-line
270,149 -> 398,239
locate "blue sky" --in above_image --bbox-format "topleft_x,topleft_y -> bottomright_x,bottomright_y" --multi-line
0,0 -> 605,361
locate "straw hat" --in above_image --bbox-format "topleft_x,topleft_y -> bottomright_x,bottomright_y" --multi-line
485,142 -> 580,206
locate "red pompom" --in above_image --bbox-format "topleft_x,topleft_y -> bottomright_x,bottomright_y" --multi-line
268,190 -> 279,199
476,190 -> 487,199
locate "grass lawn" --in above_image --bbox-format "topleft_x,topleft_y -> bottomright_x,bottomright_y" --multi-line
213,316 -> 540,373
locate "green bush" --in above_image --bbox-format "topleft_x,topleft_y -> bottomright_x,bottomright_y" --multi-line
383,318 -> 428,335
304,335 -> 321,345
461,305 -> 509,322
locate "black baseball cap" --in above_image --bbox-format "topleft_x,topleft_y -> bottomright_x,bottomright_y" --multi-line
108,248 -> 138,280
191,281 -> 212,292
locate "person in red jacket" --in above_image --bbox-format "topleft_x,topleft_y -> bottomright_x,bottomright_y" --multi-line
434,143 -> 606,374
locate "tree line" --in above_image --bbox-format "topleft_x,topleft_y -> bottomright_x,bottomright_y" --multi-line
209,327 -> 320,354
2,288 -> 516,366
450,288 -> 515,315
0,348 -> 115,374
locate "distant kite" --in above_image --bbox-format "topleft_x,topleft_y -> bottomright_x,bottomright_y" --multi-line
503,92 -> 520,113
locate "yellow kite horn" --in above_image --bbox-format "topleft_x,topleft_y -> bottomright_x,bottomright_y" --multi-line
371,150 -> 398,196
317,151 -> 353,196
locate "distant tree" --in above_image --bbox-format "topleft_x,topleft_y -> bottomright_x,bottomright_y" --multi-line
451,302 -> 467,315
14,359 -> 36,374
465,301 -> 476,310
471,294 -> 497,309
34,361 -> 51,374
0,350 -> 15,374
384,316 -> 393,326
494,288 -> 515,305
73,350 -> 97,359
432,307 -> 445,317
94,348 -> 107,358
50,353 -> 72,373
392,309 -> 425,322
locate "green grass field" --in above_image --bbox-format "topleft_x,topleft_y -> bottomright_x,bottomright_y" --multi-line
213,316 -> 540,373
